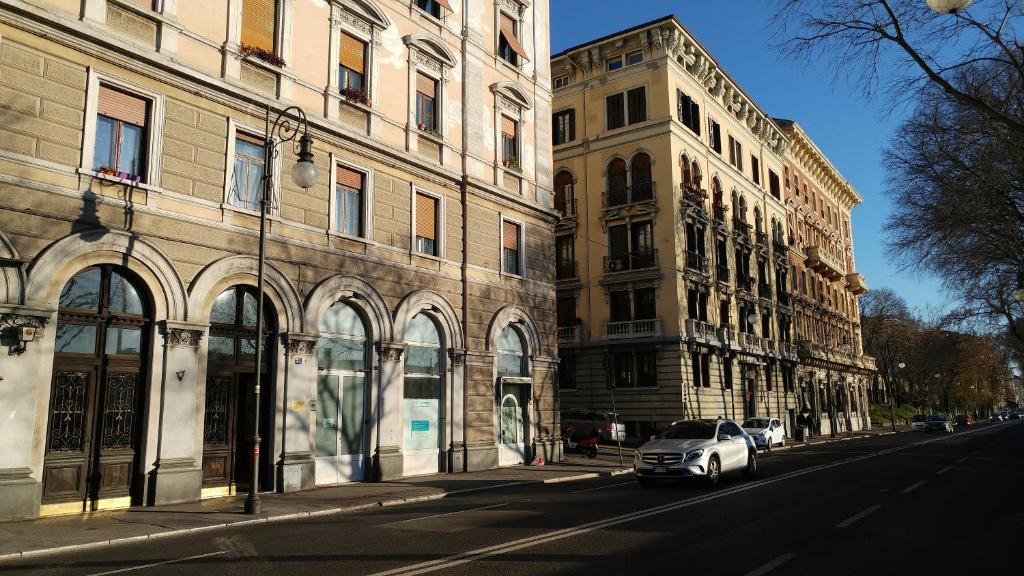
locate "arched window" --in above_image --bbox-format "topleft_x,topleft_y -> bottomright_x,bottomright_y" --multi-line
682,155 -> 691,187
607,158 -> 628,206
739,196 -> 748,222
207,286 -> 274,366
403,313 -> 443,469
315,302 -> 368,482
754,206 -> 763,233
691,160 -> 701,187
554,170 -> 574,216
731,191 -> 738,218
631,153 -> 652,202
496,326 -> 527,377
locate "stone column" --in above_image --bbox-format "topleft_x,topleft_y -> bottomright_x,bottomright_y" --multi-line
0,306 -> 52,520
278,333 -> 317,492
375,342 -> 405,480
465,349 -> 498,471
147,321 -> 205,506
531,355 -> 562,463
447,348 -> 467,473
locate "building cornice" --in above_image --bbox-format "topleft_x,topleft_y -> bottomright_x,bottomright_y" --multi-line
776,120 -> 862,210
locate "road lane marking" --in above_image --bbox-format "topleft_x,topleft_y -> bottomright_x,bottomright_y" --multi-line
571,481 -> 637,494
836,505 -> 882,528
744,553 -> 796,576
85,551 -> 227,576
901,481 -> 926,494
957,457 -> 968,464
936,466 -> 952,475
392,503 -> 509,524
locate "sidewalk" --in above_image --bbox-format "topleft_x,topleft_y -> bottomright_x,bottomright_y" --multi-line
0,455 -> 631,562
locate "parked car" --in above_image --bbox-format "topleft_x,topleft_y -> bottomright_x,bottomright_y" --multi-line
991,413 -> 1005,422
911,414 -> 928,431
955,415 -> 974,426
560,409 -> 626,443
741,417 -> 786,450
634,419 -> 757,487
1011,411 -> 1024,420
924,414 -> 954,433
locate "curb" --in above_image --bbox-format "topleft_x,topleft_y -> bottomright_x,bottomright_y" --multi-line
0,467 -> 632,562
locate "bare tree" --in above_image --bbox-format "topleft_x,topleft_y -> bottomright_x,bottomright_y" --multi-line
772,0 -> 1024,134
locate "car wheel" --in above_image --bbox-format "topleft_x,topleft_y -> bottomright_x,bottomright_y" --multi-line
743,450 -> 758,479
637,476 -> 654,488
780,435 -> 786,447
705,455 -> 721,488
585,445 -> 598,458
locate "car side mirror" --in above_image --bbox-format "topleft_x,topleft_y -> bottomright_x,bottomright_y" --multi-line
718,433 -> 732,442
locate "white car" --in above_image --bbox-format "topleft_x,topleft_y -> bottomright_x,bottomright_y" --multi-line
742,417 -> 786,450
911,414 -> 927,431
634,419 -> 757,487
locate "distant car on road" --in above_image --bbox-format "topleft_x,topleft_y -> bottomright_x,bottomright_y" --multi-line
1010,411 -> 1024,420
924,414 -> 954,433
741,417 -> 786,450
991,413 -> 1005,422
911,414 -> 928,431
560,409 -> 626,443
634,419 -> 757,487
955,415 -> 974,426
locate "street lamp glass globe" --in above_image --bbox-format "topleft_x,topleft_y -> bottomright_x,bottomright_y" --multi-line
898,362 -> 906,369
927,0 -> 971,13
291,160 -> 319,189
746,313 -> 758,325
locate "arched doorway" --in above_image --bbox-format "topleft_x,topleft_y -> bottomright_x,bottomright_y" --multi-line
202,286 -> 276,495
402,313 -> 444,476
315,302 -> 369,485
496,326 -> 529,466
43,266 -> 152,512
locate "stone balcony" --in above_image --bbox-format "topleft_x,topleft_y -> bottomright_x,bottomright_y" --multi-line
740,332 -> 765,355
557,325 -> 581,343
685,319 -> 719,346
717,326 -> 741,351
805,245 -> 844,280
846,273 -> 868,295
604,319 -> 663,340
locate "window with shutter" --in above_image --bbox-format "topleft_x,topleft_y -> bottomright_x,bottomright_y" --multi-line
339,32 -> 367,92
94,85 -> 149,181
502,220 -> 521,275
415,193 -> 438,255
415,73 -> 438,131
501,115 -> 518,165
553,109 -> 574,145
606,92 -> 624,130
627,87 -> 646,124
335,166 -> 364,237
241,0 -> 277,53
498,12 -> 528,64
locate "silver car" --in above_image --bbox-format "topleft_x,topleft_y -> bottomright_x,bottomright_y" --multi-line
634,419 -> 757,487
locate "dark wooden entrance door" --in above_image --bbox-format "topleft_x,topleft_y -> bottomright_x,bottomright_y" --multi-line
43,266 -> 150,511
202,286 -> 275,493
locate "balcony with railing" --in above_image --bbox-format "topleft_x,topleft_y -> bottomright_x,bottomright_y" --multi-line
758,282 -> 772,299
713,203 -> 728,223
780,341 -> 799,360
740,332 -> 765,355
733,218 -> 752,237
805,245 -> 844,280
718,326 -> 740,350
846,273 -> 868,295
717,265 -> 730,283
755,230 -> 769,246
556,259 -> 577,281
604,249 -> 658,273
736,274 -> 754,294
685,251 -> 709,274
604,182 -> 655,208
776,289 -> 791,306
681,183 -> 708,207
685,319 -> 719,346
604,318 -> 663,340
557,325 -> 582,343
555,199 -> 578,227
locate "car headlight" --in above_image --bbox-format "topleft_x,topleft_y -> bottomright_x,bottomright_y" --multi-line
684,449 -> 704,462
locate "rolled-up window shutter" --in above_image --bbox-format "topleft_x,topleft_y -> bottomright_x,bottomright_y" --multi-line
416,194 -> 437,240
499,12 -> 530,61
501,115 -> 517,138
416,72 -> 436,97
127,0 -> 154,10
98,86 -> 148,127
337,166 -> 363,190
241,0 -> 277,53
435,0 -> 454,11
340,32 -> 366,74
503,221 -> 520,250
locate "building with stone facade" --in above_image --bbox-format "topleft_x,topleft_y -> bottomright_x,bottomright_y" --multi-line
0,0 -> 557,521
550,16 -> 874,439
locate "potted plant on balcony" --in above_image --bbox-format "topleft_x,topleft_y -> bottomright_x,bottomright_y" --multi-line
340,87 -> 372,107
503,156 -> 521,172
239,43 -> 286,67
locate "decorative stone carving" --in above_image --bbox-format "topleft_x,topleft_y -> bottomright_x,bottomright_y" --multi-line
639,30 -> 650,54
499,0 -> 525,17
379,343 -> 404,362
0,313 -> 47,331
165,327 -> 204,348
284,335 -> 317,356
448,348 -> 466,367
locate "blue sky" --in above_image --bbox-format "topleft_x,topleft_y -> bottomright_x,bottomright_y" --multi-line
550,0 -> 948,316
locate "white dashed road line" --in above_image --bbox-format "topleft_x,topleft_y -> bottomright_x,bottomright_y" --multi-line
570,481 -> 637,494
836,505 -> 882,528
392,503 -> 509,524
744,552 -> 796,576
901,481 -> 926,494
936,466 -> 952,475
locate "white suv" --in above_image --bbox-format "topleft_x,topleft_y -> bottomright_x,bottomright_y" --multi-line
742,417 -> 786,450
634,419 -> 757,487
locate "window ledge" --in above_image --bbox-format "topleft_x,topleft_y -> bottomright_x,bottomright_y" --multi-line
221,202 -> 275,219
327,230 -> 370,244
411,250 -> 443,263
340,96 -> 373,112
497,58 -> 525,75
415,128 -> 444,143
78,168 -> 156,192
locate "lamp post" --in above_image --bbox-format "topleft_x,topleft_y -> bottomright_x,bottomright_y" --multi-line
244,106 -> 320,515
927,0 -> 972,14
892,361 -> 906,432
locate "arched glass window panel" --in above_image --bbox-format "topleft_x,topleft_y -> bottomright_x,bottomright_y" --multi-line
405,313 -> 441,376
108,271 -> 144,315
691,161 -> 701,186
607,159 -> 627,191
496,326 -> 527,377
713,178 -> 723,202
318,302 -> 367,371
210,289 -> 237,325
554,170 -> 574,214
681,155 -> 691,185
59,268 -> 101,311
739,196 -> 748,220
631,153 -> 652,201
406,313 -> 441,346
404,313 -> 443,453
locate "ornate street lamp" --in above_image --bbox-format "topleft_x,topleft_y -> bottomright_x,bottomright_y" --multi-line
244,106 -> 320,515
927,0 -> 972,13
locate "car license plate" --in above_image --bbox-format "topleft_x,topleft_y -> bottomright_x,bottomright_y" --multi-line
654,466 -> 667,474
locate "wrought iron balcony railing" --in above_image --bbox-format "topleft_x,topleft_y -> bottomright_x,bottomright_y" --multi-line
604,249 -> 658,273
556,259 -> 577,280
686,251 -> 709,273
604,183 -> 655,207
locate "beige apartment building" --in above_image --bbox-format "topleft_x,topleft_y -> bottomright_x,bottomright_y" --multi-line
551,16 -> 874,439
0,0 -> 557,521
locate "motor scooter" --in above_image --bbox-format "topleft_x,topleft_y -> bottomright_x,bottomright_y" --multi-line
563,426 -> 599,458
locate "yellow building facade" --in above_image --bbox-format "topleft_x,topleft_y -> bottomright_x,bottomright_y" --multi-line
0,0 -> 558,520
551,16 -> 874,439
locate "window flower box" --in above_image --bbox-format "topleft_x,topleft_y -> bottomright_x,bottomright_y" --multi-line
502,156 -> 521,173
239,43 -> 286,68
340,87 -> 372,107
97,166 -> 141,184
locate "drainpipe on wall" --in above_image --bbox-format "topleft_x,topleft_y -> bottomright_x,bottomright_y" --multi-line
458,1 -> 470,473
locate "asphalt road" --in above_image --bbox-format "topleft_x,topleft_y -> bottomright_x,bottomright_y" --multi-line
4,421 -> 1023,576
